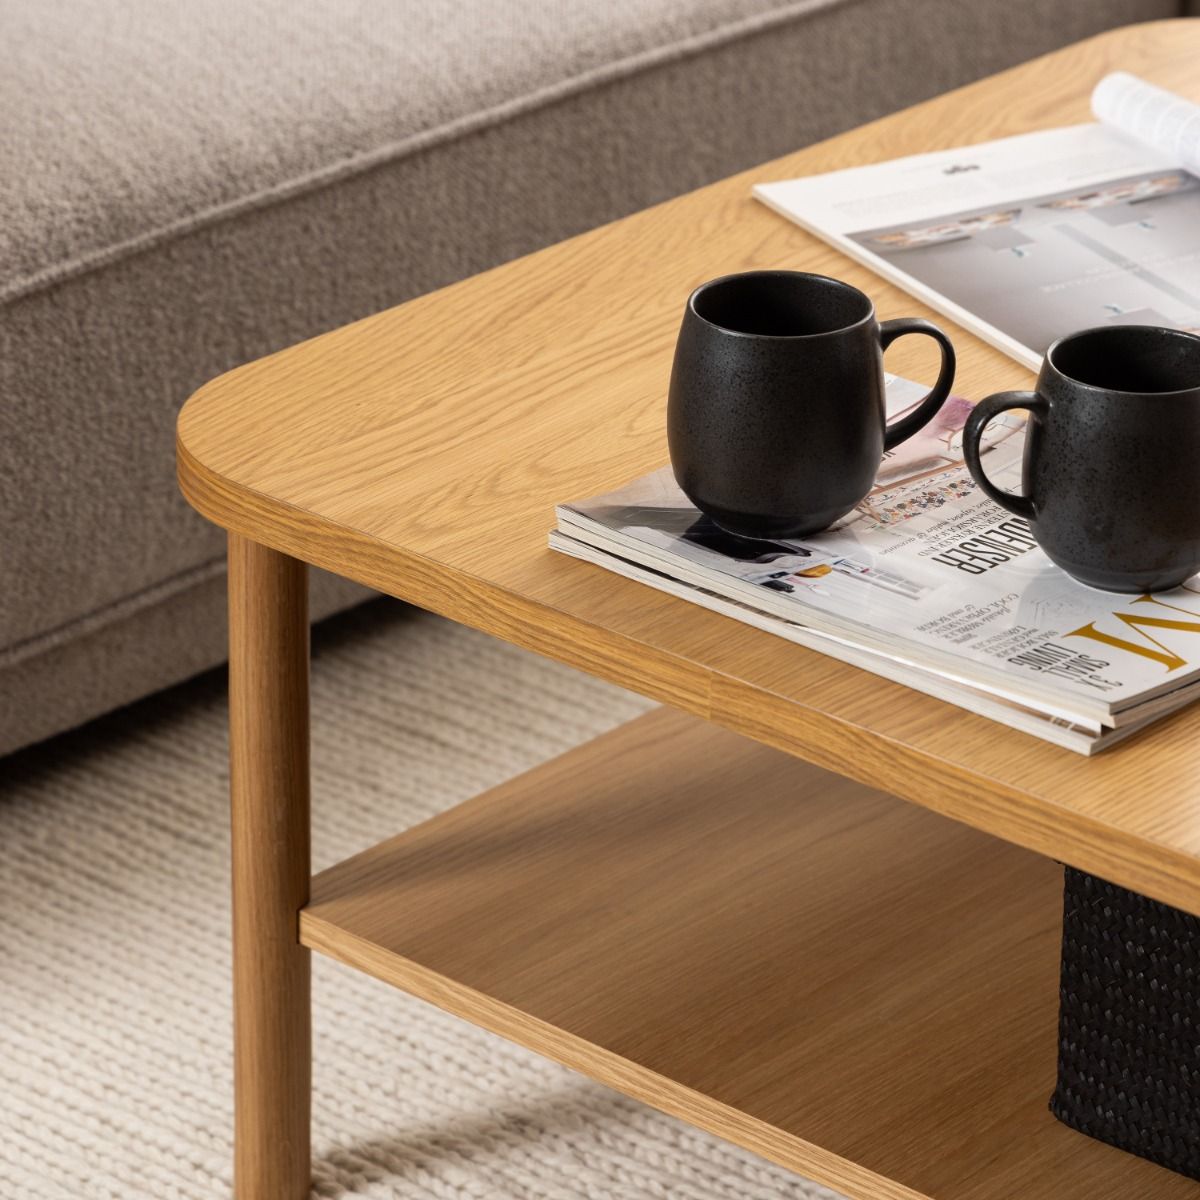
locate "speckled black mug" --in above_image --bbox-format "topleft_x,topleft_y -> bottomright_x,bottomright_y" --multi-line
667,270 -> 956,538
963,325 -> 1200,593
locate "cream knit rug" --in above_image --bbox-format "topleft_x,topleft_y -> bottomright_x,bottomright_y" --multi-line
0,601 -> 843,1200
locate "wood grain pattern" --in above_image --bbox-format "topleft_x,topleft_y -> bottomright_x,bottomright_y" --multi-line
228,535 -> 311,1200
301,708 -> 1198,1200
179,21 -> 1200,915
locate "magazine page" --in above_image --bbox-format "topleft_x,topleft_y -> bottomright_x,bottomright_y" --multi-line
554,381 -> 1200,724
754,83 -> 1200,369
1093,72 -> 1200,175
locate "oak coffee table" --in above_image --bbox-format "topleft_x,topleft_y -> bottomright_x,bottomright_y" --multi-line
177,21 -> 1200,1200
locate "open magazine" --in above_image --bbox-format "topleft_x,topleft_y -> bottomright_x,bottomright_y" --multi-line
551,377 -> 1200,755
754,73 -> 1200,370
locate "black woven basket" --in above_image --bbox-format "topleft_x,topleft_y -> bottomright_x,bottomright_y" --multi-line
1051,867 -> 1200,1180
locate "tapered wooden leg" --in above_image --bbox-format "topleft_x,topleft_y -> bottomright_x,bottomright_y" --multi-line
227,534 -> 311,1199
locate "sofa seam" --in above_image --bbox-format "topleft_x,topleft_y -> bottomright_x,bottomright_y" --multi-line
0,0 -> 863,308
0,556 -> 229,671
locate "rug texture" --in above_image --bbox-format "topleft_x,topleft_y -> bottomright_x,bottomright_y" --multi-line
0,601 -> 843,1200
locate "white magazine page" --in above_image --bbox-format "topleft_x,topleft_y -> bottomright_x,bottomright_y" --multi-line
555,380 -> 1200,723
754,104 -> 1200,369
1093,72 -> 1200,175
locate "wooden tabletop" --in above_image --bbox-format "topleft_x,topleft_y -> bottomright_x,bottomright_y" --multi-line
179,20 -> 1200,916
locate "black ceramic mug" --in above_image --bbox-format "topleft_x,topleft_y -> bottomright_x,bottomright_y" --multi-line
667,270 -> 956,538
963,325 -> 1200,593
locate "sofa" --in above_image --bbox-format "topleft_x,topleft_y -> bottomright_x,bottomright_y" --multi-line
1,0 -> 1191,756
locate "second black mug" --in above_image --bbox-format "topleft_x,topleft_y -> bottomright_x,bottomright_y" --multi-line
963,325 -> 1200,593
667,270 -> 956,538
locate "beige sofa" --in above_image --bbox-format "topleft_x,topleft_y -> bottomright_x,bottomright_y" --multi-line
1,0 -> 1190,755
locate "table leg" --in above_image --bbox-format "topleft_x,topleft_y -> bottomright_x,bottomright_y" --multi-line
227,533 -> 312,1199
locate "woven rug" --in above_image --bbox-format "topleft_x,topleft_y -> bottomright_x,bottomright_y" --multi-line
0,600 -> 843,1200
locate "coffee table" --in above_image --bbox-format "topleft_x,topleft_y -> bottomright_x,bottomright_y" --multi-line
177,20 -> 1200,1200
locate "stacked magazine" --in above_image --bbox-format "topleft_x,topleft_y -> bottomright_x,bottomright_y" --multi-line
552,377 -> 1200,754
551,73 -> 1200,753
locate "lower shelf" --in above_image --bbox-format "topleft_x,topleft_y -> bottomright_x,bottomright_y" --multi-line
301,708 -> 1198,1200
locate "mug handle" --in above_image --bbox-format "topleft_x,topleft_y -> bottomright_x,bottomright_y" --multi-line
962,390 -> 1046,520
879,317 -> 957,450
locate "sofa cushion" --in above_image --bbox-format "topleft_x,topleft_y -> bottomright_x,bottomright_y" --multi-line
0,0 -> 1181,753
3,0 -> 865,304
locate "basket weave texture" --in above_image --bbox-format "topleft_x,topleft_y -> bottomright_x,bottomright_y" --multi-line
1051,867 -> 1200,1181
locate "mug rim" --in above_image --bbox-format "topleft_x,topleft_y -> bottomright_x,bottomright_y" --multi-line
687,269 -> 876,340
1045,324 -> 1200,398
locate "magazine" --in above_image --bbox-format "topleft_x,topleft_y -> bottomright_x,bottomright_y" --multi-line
551,377 -> 1200,754
753,73 -> 1200,370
